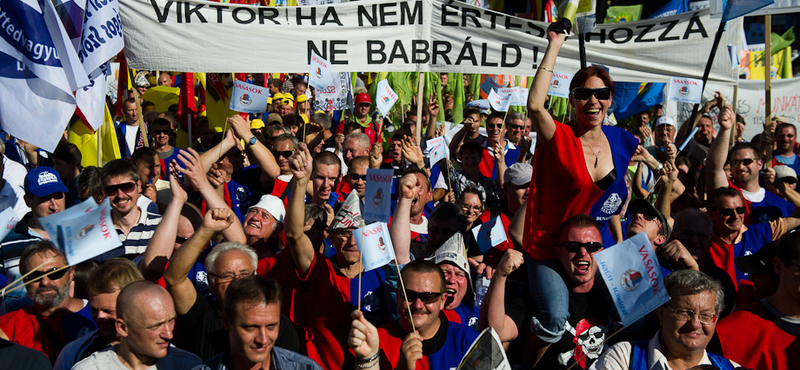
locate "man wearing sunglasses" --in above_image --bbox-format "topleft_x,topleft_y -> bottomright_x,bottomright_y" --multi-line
151,118 -> 181,181
591,269 -> 738,370
488,214 -> 616,369
477,113 -> 520,183
706,186 -> 800,290
348,260 -> 479,370
265,133 -> 298,203
708,106 -> 795,224
0,242 -> 96,364
343,156 -> 369,202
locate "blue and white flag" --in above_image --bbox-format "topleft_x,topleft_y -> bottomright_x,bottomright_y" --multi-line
230,79 -> 270,113
308,51 -> 333,92
354,222 -> 395,271
426,136 -> 447,166
0,208 -> 20,242
548,71 -> 573,98
315,71 -> 353,112
667,76 -> 703,104
488,89 -> 512,112
722,0 -> 774,22
375,79 -> 398,117
470,216 -> 507,253
363,169 -> 393,223
466,99 -> 490,110
0,0 -> 90,153
594,232 -> 670,326
497,87 -> 528,107
39,198 -> 121,265
647,0 -> 688,19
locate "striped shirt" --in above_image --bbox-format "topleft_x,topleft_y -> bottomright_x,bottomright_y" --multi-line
96,207 -> 161,261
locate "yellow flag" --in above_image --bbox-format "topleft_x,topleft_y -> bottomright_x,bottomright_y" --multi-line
69,106 -> 121,167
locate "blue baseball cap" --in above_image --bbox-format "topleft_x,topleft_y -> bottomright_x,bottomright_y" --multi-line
24,166 -> 69,197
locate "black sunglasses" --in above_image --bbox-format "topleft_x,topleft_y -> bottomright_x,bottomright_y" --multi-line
730,158 -> 757,167
633,209 -> 660,222
717,206 -> 746,217
571,87 -> 611,101
273,150 -> 294,159
24,267 -> 69,282
559,241 -> 602,253
153,129 -> 172,135
402,290 -> 443,304
782,177 -> 797,185
349,173 -> 367,181
104,182 -> 137,196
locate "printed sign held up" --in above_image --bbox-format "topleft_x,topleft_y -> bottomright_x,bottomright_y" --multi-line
363,169 -> 393,222
230,79 -> 270,113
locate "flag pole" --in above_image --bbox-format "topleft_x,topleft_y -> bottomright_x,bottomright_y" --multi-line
415,73 -> 425,144
764,15 -> 772,129
97,121 -> 102,166
357,267 -> 362,312
687,19 -> 727,131
394,263 -> 416,332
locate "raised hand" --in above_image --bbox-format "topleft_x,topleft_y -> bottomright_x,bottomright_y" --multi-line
399,172 -> 420,200
397,332 -> 423,370
202,208 -> 235,233
497,249 -> 524,278
169,161 -> 188,203
288,143 -> 313,182
348,310 -> 380,361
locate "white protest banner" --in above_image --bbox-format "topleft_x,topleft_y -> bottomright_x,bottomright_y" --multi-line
426,136 -> 448,165
354,222 -> 396,271
667,76 -> 703,104
39,199 -> 122,265
488,89 -> 512,112
375,79 -> 399,116
0,208 -> 20,242
594,232 -> 670,326
363,169 -> 393,222
230,79 -> 270,113
548,71 -> 574,98
316,72 -> 353,111
309,51 -> 333,91
458,327 -> 511,370
497,87 -> 528,106
120,0 -> 741,84
470,216 -> 507,253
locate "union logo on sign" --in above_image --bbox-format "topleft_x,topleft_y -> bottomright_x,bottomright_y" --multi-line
240,94 -> 252,106
551,80 -> 560,89
621,269 -> 643,292
679,86 -> 690,96
77,224 -> 94,240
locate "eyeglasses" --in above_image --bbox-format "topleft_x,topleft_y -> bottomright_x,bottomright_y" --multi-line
559,241 -> 602,253
664,306 -> 718,325
571,87 -> 611,101
459,204 -> 483,213
782,177 -> 798,185
330,230 -> 354,240
273,150 -> 294,159
104,182 -> 137,196
209,270 -> 254,283
717,206 -> 746,217
24,267 -> 69,282
349,173 -> 367,182
633,210 -> 660,223
507,124 -> 524,130
153,129 -> 172,135
486,123 -> 503,129
402,290 -> 444,304
730,158 -> 756,167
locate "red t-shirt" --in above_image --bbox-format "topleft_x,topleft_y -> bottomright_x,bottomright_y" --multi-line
523,122 -> 603,260
717,300 -> 799,370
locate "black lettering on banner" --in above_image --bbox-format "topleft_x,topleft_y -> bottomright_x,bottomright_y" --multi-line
441,4 -> 458,26
609,28 -> 632,44
532,46 -> 539,67
184,2 -> 207,23
432,41 -> 452,64
400,1 -> 422,25
658,19 -> 679,41
389,40 -> 409,63
683,14 -> 708,39
634,24 -> 656,42
480,43 -> 496,66
330,40 -> 347,64
321,7 -> 342,26
584,29 -> 606,43
412,40 -> 430,63
233,7 -> 255,24
461,7 -> 481,27
455,38 -> 477,66
525,21 -> 545,37
296,7 -> 316,25
150,0 -> 173,23
504,14 -> 522,30
501,44 -> 521,67
176,0 -> 182,23
380,3 -> 397,26
209,4 -> 227,23
486,12 -> 500,29
366,40 -> 387,63
258,8 -> 279,24
358,5 -> 377,26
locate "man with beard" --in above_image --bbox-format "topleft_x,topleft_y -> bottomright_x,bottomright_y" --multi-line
348,260 -> 479,370
708,105 -> 795,223
53,259 -> 144,370
100,159 -> 162,261
0,242 -> 96,363
482,214 -> 617,370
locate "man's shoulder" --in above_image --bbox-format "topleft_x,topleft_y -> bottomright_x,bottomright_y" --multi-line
71,348 -> 122,370
158,346 -> 204,368
273,347 -> 324,369
0,338 -> 51,370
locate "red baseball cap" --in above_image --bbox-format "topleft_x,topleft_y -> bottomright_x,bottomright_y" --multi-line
355,93 -> 371,105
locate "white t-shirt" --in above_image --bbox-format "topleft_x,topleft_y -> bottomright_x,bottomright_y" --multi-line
125,124 -> 139,153
72,348 -> 149,370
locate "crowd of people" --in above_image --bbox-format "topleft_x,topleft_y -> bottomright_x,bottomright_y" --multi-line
0,23 -> 798,370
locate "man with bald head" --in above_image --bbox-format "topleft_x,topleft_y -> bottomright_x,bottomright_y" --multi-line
72,281 -> 202,369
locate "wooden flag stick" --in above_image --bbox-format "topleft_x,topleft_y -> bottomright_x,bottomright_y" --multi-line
357,268 -> 362,312
1,259 -> 69,297
394,262 -> 416,333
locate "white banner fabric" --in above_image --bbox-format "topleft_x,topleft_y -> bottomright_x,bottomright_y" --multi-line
120,0 -> 741,83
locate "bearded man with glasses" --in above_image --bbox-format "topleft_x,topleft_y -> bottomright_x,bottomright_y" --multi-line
706,187 -> 800,292
0,241 -> 96,364
98,159 -> 162,261
590,269 -> 739,370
